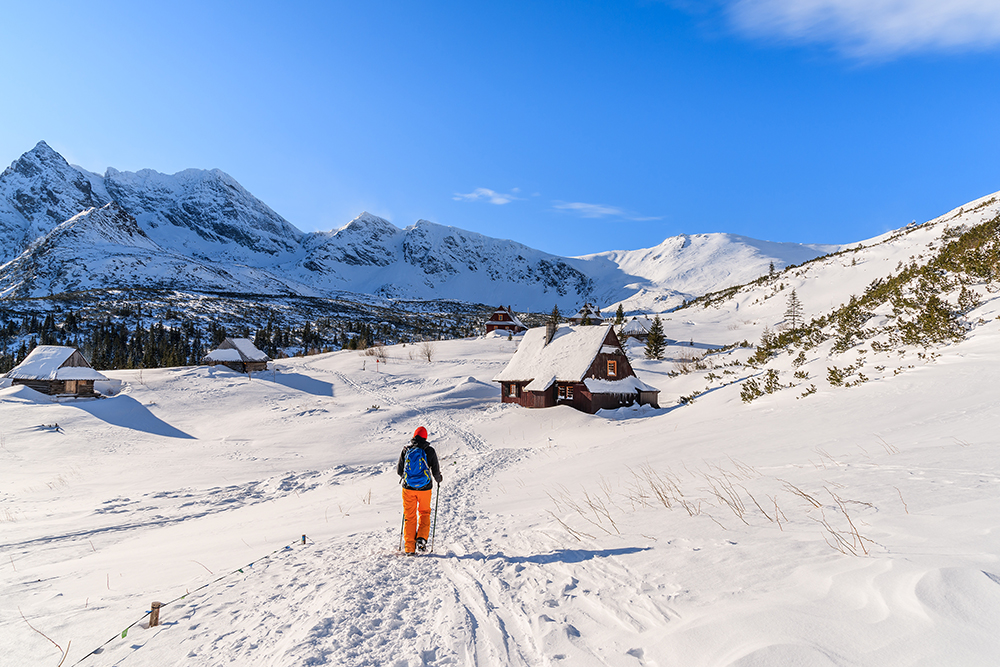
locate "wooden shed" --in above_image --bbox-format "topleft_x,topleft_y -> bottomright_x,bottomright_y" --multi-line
202,338 -> 270,373
493,323 -> 659,414
485,305 -> 528,334
620,316 -> 653,343
567,303 -> 602,325
3,345 -> 108,396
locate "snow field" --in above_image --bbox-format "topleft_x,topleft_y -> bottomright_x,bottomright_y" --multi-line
2,311 -> 1000,666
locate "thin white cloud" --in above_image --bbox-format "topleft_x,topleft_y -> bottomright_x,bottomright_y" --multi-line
553,201 -> 662,221
453,187 -> 520,205
727,0 -> 1000,57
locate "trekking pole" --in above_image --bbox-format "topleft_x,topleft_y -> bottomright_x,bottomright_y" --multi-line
430,482 -> 441,553
399,509 -> 405,552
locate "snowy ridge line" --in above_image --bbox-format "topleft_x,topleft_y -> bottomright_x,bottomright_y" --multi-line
69,537 -> 309,667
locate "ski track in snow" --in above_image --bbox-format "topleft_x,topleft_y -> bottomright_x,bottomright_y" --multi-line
122,368 -> 667,666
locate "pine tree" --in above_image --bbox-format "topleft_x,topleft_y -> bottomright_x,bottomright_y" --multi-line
644,315 -> 665,360
784,289 -> 804,329
614,303 -> 624,325
548,304 -> 561,325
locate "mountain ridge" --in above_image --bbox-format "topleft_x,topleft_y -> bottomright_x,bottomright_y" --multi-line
0,142 -> 847,312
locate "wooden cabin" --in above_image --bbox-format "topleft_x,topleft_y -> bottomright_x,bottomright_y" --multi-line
493,323 -> 659,414
485,305 -> 527,334
3,345 -> 108,396
620,316 -> 653,343
202,338 -> 270,373
568,303 -> 602,325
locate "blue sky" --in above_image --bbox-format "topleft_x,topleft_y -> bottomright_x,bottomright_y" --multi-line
2,1 -> 1000,256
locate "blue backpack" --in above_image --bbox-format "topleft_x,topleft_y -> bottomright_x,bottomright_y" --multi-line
403,445 -> 432,488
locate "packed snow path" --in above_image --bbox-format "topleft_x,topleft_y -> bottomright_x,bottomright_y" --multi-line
107,369 -> 664,666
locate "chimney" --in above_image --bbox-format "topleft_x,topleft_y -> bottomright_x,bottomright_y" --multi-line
545,321 -> 556,346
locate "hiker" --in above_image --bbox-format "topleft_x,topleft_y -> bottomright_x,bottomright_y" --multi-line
398,426 -> 442,555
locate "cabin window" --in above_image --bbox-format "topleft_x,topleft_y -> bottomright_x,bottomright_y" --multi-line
558,386 -> 565,399
607,360 -> 617,377
566,386 -> 573,400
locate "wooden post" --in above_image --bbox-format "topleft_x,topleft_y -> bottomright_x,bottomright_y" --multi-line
149,601 -> 163,628
301,534 -> 306,545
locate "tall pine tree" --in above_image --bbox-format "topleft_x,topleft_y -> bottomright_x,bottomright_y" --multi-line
785,289 -> 804,329
644,315 -> 665,360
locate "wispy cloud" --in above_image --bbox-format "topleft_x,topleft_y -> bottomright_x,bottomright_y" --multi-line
453,187 -> 521,205
553,201 -> 662,221
726,0 -> 1000,58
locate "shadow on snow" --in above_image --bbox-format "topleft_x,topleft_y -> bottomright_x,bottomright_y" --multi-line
434,546 -> 651,565
267,371 -> 335,397
73,395 -> 194,439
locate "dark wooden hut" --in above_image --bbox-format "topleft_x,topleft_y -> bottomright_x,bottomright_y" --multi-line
493,323 -> 659,414
485,305 -> 527,334
202,338 -> 270,373
567,303 -> 602,325
3,345 -> 107,396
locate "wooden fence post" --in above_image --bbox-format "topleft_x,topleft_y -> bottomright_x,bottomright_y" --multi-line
149,601 -> 163,628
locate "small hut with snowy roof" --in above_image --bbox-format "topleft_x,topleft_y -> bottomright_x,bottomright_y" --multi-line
3,345 -> 108,396
485,305 -> 527,335
202,338 -> 270,373
567,303 -> 602,325
493,323 -> 659,414
620,316 -> 653,343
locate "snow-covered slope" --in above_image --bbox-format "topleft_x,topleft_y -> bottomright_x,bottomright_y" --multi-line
0,142 -> 839,312
4,252 -> 1000,665
657,190 -> 1000,352
0,202 -> 315,299
293,214 -> 597,306
579,233 -> 841,312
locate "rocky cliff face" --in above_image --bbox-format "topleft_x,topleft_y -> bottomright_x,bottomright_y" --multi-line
103,167 -> 303,263
0,201 -> 312,300
0,142 -> 110,263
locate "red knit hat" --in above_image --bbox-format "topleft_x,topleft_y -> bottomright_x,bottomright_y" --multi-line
413,426 -> 428,439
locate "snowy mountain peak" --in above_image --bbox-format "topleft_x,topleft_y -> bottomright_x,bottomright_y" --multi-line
335,211 -> 400,236
0,141 -> 110,263
102,164 -> 303,262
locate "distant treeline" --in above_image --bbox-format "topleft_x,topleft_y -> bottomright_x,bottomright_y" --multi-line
0,306 -> 480,374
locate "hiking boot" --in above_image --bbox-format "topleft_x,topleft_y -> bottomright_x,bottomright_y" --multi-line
416,537 -> 427,552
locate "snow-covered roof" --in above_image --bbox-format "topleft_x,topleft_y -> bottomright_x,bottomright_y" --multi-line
204,349 -> 244,362
4,345 -> 108,381
486,306 -> 526,329
621,317 -> 653,335
227,338 -> 270,361
493,324 -> 617,391
569,303 -> 600,321
205,338 -> 270,363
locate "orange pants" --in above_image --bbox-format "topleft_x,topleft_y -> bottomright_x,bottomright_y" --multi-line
402,487 -> 433,553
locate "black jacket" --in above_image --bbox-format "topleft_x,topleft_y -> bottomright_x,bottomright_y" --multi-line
397,436 -> 442,490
